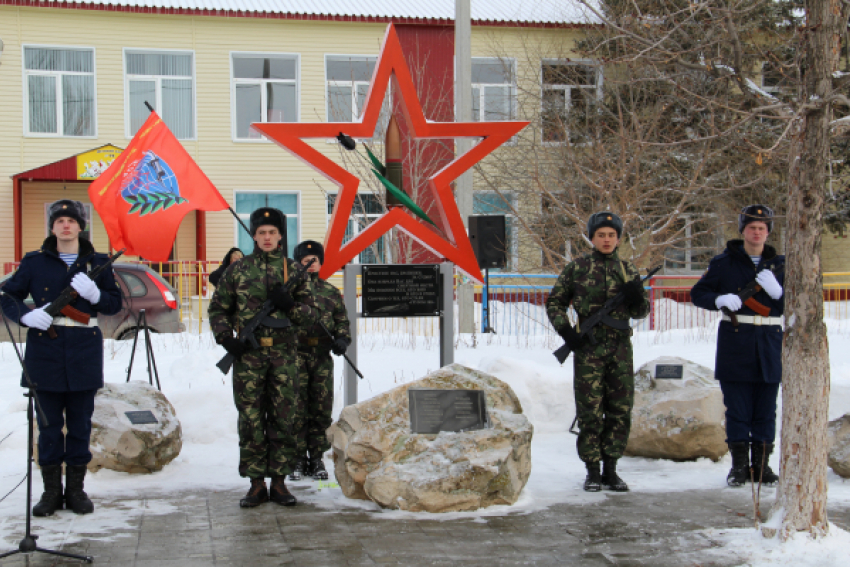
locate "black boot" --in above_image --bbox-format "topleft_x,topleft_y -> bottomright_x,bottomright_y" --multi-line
239,478 -> 269,508
583,462 -> 602,492
32,464 -> 64,517
270,476 -> 297,506
289,458 -> 306,481
308,456 -> 329,480
601,457 -> 629,492
64,464 -> 94,514
751,442 -> 779,486
726,442 -> 750,487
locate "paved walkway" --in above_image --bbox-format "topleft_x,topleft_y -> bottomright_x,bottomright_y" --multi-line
1,485 -> 849,567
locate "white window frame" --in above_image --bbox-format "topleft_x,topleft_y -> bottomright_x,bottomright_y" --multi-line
761,62 -> 785,94
540,59 -> 602,146
662,214 -> 721,275
470,57 -> 518,122
233,190 -> 301,257
473,190 -> 518,271
324,54 -> 390,143
230,52 -> 300,143
123,48 -> 197,140
22,45 -> 97,139
326,192 -> 388,265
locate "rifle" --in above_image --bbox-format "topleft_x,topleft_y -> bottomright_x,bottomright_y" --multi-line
553,265 -> 661,365
44,248 -> 126,340
721,264 -> 785,327
216,258 -> 316,374
318,320 -> 364,379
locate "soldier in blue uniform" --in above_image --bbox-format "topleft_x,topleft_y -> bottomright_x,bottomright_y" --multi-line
691,205 -> 784,486
0,200 -> 122,515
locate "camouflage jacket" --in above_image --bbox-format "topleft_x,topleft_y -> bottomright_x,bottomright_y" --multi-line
298,273 -> 351,345
208,247 -> 317,344
546,249 -> 650,338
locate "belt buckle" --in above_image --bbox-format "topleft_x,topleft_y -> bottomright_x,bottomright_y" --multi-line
260,337 -> 273,347
307,338 -> 319,347
754,316 -> 763,326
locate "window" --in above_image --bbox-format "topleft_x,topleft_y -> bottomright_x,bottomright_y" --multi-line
119,272 -> 148,298
326,55 -> 390,139
24,46 -> 95,137
473,192 -> 516,271
231,53 -> 298,140
234,192 -> 299,257
541,61 -> 600,144
761,62 -> 788,93
125,50 -> 195,139
471,58 -> 516,122
327,193 -> 387,264
662,216 -> 722,273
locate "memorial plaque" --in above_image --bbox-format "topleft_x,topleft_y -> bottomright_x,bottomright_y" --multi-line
655,364 -> 684,379
361,265 -> 441,318
125,410 -> 158,425
408,389 -> 489,434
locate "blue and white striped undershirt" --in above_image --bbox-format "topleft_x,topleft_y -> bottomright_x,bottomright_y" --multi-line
750,255 -> 761,268
59,253 -> 77,267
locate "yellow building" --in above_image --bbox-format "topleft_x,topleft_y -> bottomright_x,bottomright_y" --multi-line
0,1 -> 582,275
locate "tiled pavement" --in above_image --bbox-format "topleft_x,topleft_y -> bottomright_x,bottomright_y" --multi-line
1,485 -> 848,567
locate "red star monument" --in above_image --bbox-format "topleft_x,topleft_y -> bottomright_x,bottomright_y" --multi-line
252,24 -> 528,281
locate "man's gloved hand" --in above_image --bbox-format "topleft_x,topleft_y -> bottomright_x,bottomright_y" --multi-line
220,336 -> 248,359
332,338 -> 350,356
20,305 -> 53,331
269,286 -> 295,311
756,270 -> 783,300
715,294 -> 743,311
621,279 -> 645,307
559,323 -> 583,351
71,273 -> 101,304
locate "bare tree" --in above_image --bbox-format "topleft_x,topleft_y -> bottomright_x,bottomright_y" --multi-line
474,2 -> 800,275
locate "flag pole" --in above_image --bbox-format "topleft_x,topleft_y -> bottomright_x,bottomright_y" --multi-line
139,102 -> 251,239
228,208 -> 252,238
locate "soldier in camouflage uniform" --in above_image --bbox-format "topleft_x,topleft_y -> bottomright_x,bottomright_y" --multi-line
546,212 -> 650,492
290,240 -> 351,481
208,208 -> 318,508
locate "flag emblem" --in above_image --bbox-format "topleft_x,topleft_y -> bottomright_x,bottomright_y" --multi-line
121,151 -> 188,215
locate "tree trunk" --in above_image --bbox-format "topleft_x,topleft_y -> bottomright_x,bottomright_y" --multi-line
767,0 -> 840,539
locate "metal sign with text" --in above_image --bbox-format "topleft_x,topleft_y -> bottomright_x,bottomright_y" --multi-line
361,264 -> 441,318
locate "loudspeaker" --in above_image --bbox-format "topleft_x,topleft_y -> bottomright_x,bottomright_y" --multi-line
469,215 -> 507,269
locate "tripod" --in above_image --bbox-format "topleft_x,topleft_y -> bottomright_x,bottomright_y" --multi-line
0,317 -> 93,562
125,309 -> 161,390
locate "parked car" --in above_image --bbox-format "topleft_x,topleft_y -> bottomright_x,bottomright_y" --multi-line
0,262 -> 185,342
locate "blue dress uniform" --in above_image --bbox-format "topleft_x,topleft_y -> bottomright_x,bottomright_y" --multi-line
0,236 -> 122,466
691,237 -> 784,485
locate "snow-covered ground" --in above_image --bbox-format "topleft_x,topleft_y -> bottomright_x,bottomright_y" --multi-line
1,322 -> 850,565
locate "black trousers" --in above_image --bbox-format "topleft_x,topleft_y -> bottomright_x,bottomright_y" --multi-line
719,381 -> 780,444
35,389 -> 97,466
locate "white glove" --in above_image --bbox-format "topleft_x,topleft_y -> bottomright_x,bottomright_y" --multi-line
756,270 -> 783,300
715,294 -> 742,311
71,273 -> 101,304
20,305 -> 53,331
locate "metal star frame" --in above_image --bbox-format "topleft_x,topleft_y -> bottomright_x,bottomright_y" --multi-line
252,24 -> 528,281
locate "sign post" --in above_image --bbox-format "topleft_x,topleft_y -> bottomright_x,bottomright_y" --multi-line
342,262 -> 455,406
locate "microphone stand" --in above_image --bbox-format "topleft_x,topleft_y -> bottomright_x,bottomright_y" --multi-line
0,311 -> 93,563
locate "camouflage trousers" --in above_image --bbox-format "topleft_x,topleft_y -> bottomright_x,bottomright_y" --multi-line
573,333 -> 634,463
232,344 -> 302,479
295,347 -> 335,458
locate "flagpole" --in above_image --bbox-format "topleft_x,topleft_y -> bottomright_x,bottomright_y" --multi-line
228,208 -> 252,238
140,102 -> 251,240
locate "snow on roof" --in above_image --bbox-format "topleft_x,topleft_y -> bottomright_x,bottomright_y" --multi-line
40,0 -> 596,25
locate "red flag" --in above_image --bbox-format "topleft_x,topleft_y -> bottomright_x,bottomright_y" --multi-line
88,112 -> 228,261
